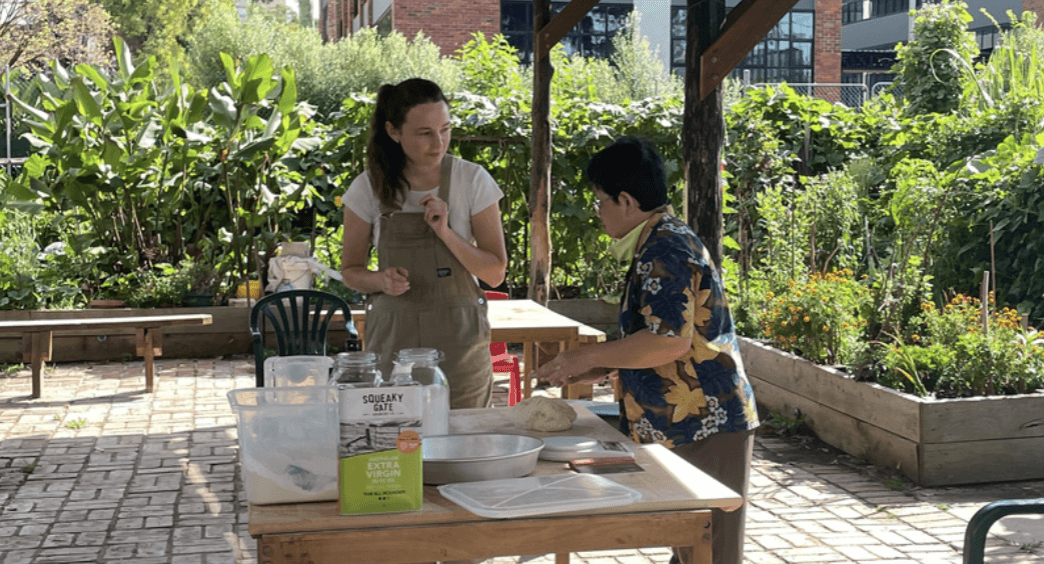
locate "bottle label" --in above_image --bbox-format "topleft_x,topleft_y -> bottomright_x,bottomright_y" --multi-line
338,385 -> 423,515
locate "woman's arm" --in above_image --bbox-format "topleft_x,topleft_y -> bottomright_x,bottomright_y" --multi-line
340,206 -> 410,295
532,331 -> 691,387
420,197 -> 507,288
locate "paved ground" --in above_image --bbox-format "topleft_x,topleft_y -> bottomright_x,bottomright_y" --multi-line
1,357 -> 1042,564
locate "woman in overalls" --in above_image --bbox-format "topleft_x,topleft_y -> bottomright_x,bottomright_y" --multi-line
339,78 -> 507,409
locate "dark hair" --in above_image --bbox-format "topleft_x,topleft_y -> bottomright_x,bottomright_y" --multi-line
585,136 -> 669,212
366,78 -> 449,210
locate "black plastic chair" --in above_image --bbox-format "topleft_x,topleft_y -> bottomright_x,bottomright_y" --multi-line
249,289 -> 360,387
963,498 -> 1044,563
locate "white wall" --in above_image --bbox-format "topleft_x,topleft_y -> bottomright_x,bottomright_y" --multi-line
634,0 -> 671,74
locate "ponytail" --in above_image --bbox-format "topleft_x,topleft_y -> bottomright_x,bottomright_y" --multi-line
365,78 -> 449,210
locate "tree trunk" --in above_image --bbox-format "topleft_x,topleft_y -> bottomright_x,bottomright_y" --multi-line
683,0 -> 726,270
529,0 -> 553,306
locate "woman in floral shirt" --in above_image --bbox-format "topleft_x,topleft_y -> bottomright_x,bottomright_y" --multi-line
534,137 -> 758,564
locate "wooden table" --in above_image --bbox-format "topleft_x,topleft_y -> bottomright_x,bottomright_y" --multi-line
0,314 -> 213,398
248,403 -> 741,564
350,299 -> 606,400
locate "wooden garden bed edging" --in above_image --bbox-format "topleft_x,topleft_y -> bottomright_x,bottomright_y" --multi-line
739,336 -> 1044,486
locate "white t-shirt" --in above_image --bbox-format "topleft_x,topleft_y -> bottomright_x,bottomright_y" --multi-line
341,158 -> 504,248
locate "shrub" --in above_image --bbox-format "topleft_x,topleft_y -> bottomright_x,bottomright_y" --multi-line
892,0 -> 979,116
757,269 -> 871,366
875,294 -> 1044,397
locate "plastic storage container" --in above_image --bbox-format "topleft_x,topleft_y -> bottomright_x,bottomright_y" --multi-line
263,355 -> 334,388
227,386 -> 339,505
437,473 -> 642,518
391,348 -> 450,437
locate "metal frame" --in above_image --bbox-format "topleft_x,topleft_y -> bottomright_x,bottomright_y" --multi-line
963,498 -> 1044,564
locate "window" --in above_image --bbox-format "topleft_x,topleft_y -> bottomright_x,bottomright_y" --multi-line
842,0 -> 863,24
973,24 -> 1009,52
670,8 -> 814,83
375,9 -> 391,37
500,0 -> 632,65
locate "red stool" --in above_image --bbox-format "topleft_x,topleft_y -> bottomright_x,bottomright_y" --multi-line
485,291 -> 522,406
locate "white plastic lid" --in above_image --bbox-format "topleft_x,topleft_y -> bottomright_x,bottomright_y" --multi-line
438,474 -> 641,519
538,436 -> 635,461
538,436 -> 599,461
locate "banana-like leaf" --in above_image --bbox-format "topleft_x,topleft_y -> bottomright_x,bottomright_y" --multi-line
187,93 -> 208,123
209,89 -> 238,130
233,137 -> 277,161
76,65 -> 109,92
115,37 -> 134,81
71,79 -> 103,124
9,95 -> 50,122
278,67 -> 297,116
220,53 -> 238,89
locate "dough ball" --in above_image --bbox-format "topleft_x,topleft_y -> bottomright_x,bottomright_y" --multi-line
513,397 -> 577,432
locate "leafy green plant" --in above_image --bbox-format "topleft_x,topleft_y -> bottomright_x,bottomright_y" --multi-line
892,0 -> 979,116
757,269 -> 872,366
0,209 -> 85,310
874,295 -> 1044,397
186,6 -> 460,117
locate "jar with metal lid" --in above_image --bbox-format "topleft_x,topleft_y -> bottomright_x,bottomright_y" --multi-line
391,348 -> 450,437
331,351 -> 383,387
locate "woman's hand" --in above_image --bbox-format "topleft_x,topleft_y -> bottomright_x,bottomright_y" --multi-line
419,194 -> 450,238
380,267 -> 410,296
532,350 -> 614,388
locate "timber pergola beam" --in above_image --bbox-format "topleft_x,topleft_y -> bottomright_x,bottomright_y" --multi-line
528,0 -> 796,303
698,0 -> 800,99
534,0 -> 602,61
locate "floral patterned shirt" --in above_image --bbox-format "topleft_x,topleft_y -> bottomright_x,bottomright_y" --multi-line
618,214 -> 759,448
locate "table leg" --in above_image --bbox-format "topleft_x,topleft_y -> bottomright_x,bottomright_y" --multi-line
522,341 -> 534,400
678,515 -> 713,564
555,553 -> 570,564
136,328 -> 161,393
27,331 -> 52,399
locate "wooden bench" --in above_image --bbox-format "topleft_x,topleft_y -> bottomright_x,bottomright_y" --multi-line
0,314 -> 212,398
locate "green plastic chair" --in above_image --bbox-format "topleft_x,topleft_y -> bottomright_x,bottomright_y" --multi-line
250,289 -> 360,387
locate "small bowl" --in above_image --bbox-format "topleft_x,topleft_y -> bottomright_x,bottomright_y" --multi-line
423,434 -> 545,485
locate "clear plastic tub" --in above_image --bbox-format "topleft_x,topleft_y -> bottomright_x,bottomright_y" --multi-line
437,473 -> 642,518
263,355 -> 334,388
227,386 -> 339,504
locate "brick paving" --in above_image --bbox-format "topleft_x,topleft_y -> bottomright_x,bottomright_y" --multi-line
1,357 -> 1042,564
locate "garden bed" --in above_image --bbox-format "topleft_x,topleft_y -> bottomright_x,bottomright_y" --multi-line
740,336 -> 1044,486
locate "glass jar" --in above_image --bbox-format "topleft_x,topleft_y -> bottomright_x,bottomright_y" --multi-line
391,348 -> 450,437
331,351 -> 383,387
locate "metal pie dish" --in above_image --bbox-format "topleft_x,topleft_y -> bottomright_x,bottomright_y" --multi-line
422,434 -> 545,485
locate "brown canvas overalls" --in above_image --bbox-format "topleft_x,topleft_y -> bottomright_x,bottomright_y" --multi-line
364,155 -> 494,409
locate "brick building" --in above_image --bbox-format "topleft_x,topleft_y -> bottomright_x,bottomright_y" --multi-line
321,0 -> 843,87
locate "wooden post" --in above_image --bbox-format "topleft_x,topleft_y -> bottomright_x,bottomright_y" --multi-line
530,0 -> 553,306
684,0 -> 727,269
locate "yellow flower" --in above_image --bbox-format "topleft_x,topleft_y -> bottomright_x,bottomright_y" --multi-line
803,316 -> 810,323
911,334 -> 920,342
822,325 -> 830,332
334,195 -> 342,207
